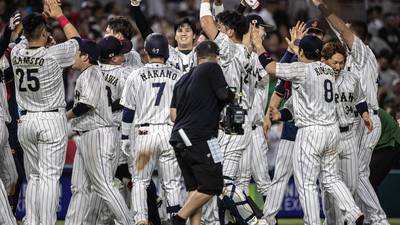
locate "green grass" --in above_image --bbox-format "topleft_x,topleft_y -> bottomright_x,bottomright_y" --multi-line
18,218 -> 400,225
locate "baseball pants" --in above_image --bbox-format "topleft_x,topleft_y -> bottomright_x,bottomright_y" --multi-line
0,122 -> 17,225
262,139 -> 294,224
237,125 -> 271,196
18,111 -> 68,225
131,124 -> 182,223
322,128 -> 359,225
0,142 -> 18,196
294,124 -> 361,225
355,114 -> 389,225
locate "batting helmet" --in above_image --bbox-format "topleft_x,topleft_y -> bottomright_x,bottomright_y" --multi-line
144,33 -> 169,61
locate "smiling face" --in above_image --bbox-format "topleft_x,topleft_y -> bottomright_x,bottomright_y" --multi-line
175,23 -> 195,49
325,53 -> 346,75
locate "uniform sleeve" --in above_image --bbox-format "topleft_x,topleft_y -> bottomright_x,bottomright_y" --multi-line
349,36 -> 371,70
276,62 -> 306,84
214,32 -> 234,66
77,70 -> 102,108
252,53 -> 269,87
48,39 -> 79,68
120,74 -> 138,110
117,67 -> 133,98
354,74 -> 366,105
124,49 -> 143,69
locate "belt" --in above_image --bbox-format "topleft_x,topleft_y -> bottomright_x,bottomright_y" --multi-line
354,109 -> 378,117
136,123 -> 172,127
20,109 -> 59,116
339,125 -> 352,133
75,130 -> 89,135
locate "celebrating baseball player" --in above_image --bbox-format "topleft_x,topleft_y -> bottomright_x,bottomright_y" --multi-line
312,1 -> 389,224
120,33 -> 184,225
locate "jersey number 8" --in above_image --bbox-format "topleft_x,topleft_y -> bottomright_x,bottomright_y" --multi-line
324,79 -> 333,103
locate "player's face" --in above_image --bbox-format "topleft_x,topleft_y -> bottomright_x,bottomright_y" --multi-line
105,26 -> 124,41
325,53 -> 345,75
72,51 -> 85,70
112,54 -> 125,65
175,23 -> 194,47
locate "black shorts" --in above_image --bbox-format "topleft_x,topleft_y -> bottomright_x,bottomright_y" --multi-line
173,141 -> 223,195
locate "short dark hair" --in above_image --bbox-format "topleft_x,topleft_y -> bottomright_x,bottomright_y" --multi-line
22,13 -> 47,41
322,41 -> 347,61
195,41 -> 219,59
174,17 -> 197,34
216,10 -> 249,40
80,52 -> 98,65
107,16 -> 134,40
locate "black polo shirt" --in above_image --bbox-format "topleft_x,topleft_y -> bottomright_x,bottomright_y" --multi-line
170,62 -> 229,143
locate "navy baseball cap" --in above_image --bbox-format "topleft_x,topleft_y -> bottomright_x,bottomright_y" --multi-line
80,39 -> 100,62
306,19 -> 325,34
246,14 -> 276,32
98,36 -> 133,59
299,35 -> 323,57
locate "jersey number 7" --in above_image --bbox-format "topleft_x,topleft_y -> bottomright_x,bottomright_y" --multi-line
152,82 -> 166,106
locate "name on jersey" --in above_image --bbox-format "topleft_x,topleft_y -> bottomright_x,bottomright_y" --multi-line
103,73 -> 118,86
314,66 -> 335,77
12,56 -> 44,66
140,69 -> 178,82
335,92 -> 354,103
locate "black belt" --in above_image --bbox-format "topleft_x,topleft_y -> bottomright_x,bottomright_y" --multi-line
138,123 -> 150,127
75,130 -> 89,135
137,123 -> 172,127
339,126 -> 350,133
20,109 -> 59,116
354,110 -> 378,117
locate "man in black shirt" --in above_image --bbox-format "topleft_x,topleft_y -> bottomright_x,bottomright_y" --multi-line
169,40 -> 234,225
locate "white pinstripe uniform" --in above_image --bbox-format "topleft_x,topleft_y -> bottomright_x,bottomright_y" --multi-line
65,64 -> 134,225
68,65 -> 132,225
124,48 -> 144,69
322,70 -> 366,225
237,53 -> 271,196
0,56 -> 18,196
11,38 -> 78,225
0,56 -> 17,225
276,61 -> 362,225
167,46 -> 196,73
121,63 -> 183,223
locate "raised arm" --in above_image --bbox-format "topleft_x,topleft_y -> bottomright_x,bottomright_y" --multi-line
130,0 -> 154,40
0,13 -> 20,57
200,0 -> 219,40
311,0 -> 354,49
45,0 -> 80,39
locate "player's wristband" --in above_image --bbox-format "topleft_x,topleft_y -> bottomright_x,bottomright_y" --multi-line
200,2 -> 212,18
258,51 -> 273,68
318,3 -> 333,17
355,101 -> 368,116
57,15 -> 70,28
279,108 -> 293,121
213,2 -> 224,16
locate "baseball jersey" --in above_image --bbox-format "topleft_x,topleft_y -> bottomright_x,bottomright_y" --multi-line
11,38 -> 79,111
167,46 -> 196,73
121,63 -> 182,125
335,70 -> 366,127
276,61 -> 337,127
71,65 -> 113,131
99,63 -> 134,127
215,33 -> 267,110
124,48 -> 143,69
0,56 -> 11,123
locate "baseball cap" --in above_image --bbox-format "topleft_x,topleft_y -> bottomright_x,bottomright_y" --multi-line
299,35 -> 323,57
246,14 -> 276,32
98,36 -> 133,59
80,39 -> 100,62
306,19 -> 325,34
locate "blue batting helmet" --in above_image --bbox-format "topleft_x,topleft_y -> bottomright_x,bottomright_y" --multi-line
144,33 -> 169,61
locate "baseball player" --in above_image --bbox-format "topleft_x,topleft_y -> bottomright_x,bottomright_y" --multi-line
130,0 -> 196,73
66,39 -> 132,225
10,1 -> 80,224
120,33 -> 183,225
312,1 -> 389,224
253,25 -> 364,224
261,20 -> 325,225
200,1 -> 271,224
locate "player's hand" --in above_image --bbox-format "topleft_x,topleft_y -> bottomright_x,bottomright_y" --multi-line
242,0 -> 260,9
285,34 -> 300,57
269,106 -> 281,121
263,114 -> 272,138
363,116 -> 373,134
242,23 -> 252,48
311,0 -> 324,7
250,24 -> 264,51
121,139 -> 131,157
45,0 -> 64,18
291,21 -> 306,41
8,11 -> 21,31
130,0 -> 141,7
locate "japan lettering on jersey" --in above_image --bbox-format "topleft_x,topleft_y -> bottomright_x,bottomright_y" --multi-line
100,63 -> 134,126
276,61 -> 337,127
335,70 -> 366,126
120,63 -> 182,125
71,65 -> 113,131
167,46 -> 196,73
0,56 -> 11,123
11,38 -> 79,111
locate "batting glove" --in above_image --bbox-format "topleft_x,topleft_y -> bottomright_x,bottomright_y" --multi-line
8,11 -> 21,31
121,139 -> 131,157
130,0 -> 141,7
242,0 -> 260,9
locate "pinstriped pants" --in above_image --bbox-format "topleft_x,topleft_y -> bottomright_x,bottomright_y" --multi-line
18,112 -> 68,225
0,121 -> 17,225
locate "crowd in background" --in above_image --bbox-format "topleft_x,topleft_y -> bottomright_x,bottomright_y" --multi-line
1,0 -> 400,166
